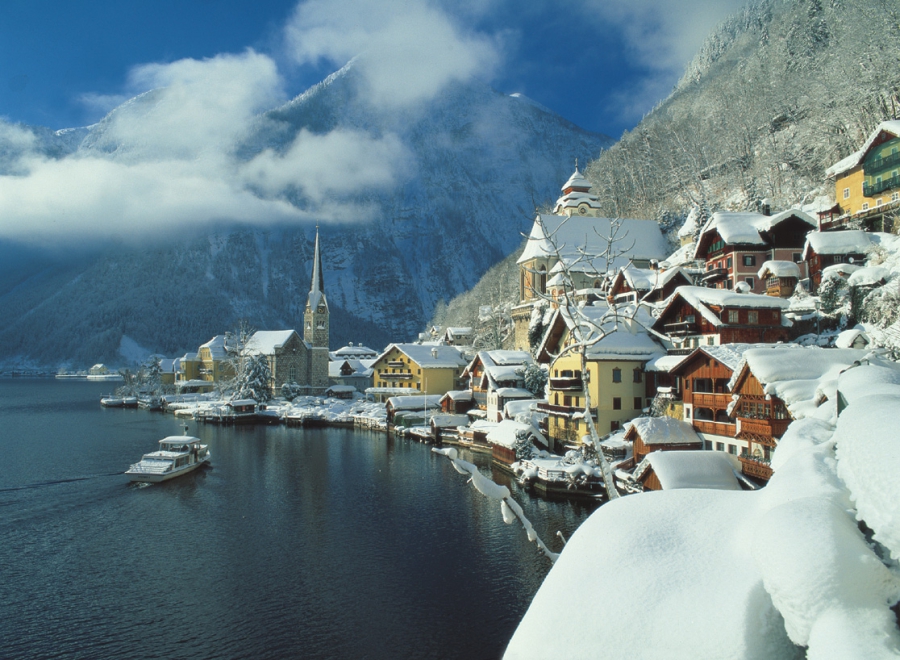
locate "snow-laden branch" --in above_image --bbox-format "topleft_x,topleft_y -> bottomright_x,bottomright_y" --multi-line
432,447 -> 560,564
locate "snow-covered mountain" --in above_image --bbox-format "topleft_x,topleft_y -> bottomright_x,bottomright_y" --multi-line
0,64 -> 611,367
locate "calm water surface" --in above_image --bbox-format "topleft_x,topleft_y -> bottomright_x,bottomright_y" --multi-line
0,379 -> 596,659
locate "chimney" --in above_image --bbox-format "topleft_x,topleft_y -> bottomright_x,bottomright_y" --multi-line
761,198 -> 772,216
431,347 -> 438,359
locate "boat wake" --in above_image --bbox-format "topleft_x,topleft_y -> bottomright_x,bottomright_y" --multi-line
0,472 -> 122,493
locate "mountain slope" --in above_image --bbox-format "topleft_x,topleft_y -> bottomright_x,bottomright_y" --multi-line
0,67 -> 612,367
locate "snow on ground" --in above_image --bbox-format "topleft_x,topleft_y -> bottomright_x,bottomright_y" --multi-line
507,356 -> 900,660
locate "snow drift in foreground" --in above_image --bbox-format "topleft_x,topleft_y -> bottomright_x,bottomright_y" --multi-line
506,362 -> 900,659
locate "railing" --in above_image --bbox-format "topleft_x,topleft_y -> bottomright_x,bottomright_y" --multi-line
692,420 -> 736,436
666,348 -> 693,356
863,174 -> 900,197
736,417 -> 790,441
700,268 -> 728,282
380,372 -> 413,381
549,377 -> 583,391
864,150 -> 900,175
739,454 -> 773,480
691,392 -> 730,408
537,402 -> 582,415
386,361 -> 406,368
663,322 -> 699,336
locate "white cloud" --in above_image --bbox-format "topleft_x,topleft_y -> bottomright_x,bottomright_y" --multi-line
578,0 -> 745,72
285,0 -> 500,108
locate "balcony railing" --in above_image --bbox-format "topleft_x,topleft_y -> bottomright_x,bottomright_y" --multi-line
691,392 -> 731,407
663,321 -> 699,336
739,454 -> 773,480
693,420 -> 736,437
549,377 -> 583,391
864,150 -> 900,176
863,174 -> 900,197
386,361 -> 406,368
700,267 -> 728,283
537,402 -> 587,416
381,372 -> 413,380
736,417 -> 790,442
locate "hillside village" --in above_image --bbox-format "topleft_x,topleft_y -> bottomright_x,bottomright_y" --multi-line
88,120 -> 900,500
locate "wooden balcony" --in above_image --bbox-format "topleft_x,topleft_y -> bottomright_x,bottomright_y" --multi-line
691,392 -> 731,408
736,417 -> 789,443
537,402 -> 584,416
664,321 -> 699,336
692,420 -> 736,437
549,377 -> 583,391
739,455 -> 773,481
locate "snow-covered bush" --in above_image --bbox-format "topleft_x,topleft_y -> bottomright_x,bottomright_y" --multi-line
281,381 -> 303,401
518,363 -> 548,396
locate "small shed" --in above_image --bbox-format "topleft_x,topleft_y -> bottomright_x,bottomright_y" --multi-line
757,260 -> 800,298
486,420 -> 547,468
633,450 -> 742,491
625,416 -> 702,464
325,385 -> 357,400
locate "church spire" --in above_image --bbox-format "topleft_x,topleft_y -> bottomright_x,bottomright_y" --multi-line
304,226 -> 329,349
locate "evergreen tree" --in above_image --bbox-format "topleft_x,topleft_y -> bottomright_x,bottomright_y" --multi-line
519,363 -> 548,396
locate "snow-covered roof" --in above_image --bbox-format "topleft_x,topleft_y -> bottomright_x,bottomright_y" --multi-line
661,242 -> 700,269
494,387 -> 534,399
332,343 -> 378,358
483,350 -> 532,366
834,328 -> 870,349
618,265 -> 655,291
676,343 -> 784,373
821,262 -> 862,278
386,395 -> 443,410
561,167 -> 591,191
430,413 -> 470,428
847,265 -> 889,287
441,389 -> 473,402
646,451 -> 742,490
644,354 -> 686,373
802,230 -> 873,260
200,335 -> 228,358
518,214 -> 669,272
228,398 -> 257,407
627,416 -> 701,446
758,260 -> 800,279
825,120 -> 900,177
584,327 -> 664,361
677,208 -> 701,238
695,210 -> 816,257
732,347 -> 876,418
503,398 -> 544,418
378,344 -> 468,369
246,330 -> 297,355
486,419 -> 546,449
658,286 -> 790,330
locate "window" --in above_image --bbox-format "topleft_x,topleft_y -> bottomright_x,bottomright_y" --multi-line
862,202 -> 869,211
613,397 -> 622,410
612,368 -> 621,383
728,445 -> 737,455
706,336 -> 715,345
633,368 -> 642,383
726,257 -> 732,268
634,397 -> 643,410
793,252 -> 802,263
843,187 -> 850,199
728,310 -> 739,323
716,442 -> 725,451
743,255 -> 756,267
748,311 -> 758,324
416,382 -> 420,390
877,198 -> 883,207
745,277 -> 754,289
893,192 -> 899,202
563,395 -> 571,407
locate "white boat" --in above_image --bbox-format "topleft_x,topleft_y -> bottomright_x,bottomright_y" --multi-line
121,396 -> 138,408
101,396 -> 125,407
125,434 -> 210,483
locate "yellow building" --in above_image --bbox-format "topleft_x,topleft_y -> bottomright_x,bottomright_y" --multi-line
176,335 -> 233,392
538,305 -> 664,452
826,120 -> 900,232
369,344 -> 468,402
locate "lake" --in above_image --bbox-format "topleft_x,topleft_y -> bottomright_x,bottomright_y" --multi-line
0,379 -> 596,659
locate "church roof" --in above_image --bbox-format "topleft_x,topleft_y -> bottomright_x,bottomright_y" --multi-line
561,168 -> 591,192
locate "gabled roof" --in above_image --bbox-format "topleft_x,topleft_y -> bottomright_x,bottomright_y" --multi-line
802,230 -> 874,260
518,214 -> 669,273
376,343 -> 468,369
246,330 -> 300,355
826,120 -> 900,178
625,416 -> 701,446
694,210 -> 816,258
653,286 -> 790,331
640,451 -> 742,490
199,335 -> 228,359
669,343 -> 786,376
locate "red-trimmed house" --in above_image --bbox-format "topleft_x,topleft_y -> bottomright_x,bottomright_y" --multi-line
802,230 -> 875,294
650,286 -> 791,354
693,210 -> 815,294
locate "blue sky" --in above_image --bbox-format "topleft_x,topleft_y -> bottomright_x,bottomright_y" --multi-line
2,0 -> 744,139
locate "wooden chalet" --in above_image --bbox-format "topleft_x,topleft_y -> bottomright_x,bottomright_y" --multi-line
693,210 -> 815,294
728,365 -> 790,482
651,286 -> 790,354
439,390 -> 475,415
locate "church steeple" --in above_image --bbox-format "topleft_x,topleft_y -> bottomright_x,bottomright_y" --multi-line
304,227 -> 329,349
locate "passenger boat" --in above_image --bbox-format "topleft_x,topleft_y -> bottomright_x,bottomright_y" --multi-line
125,433 -> 210,483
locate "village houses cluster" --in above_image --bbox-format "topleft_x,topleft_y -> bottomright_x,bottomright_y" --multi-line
136,121 -> 900,495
